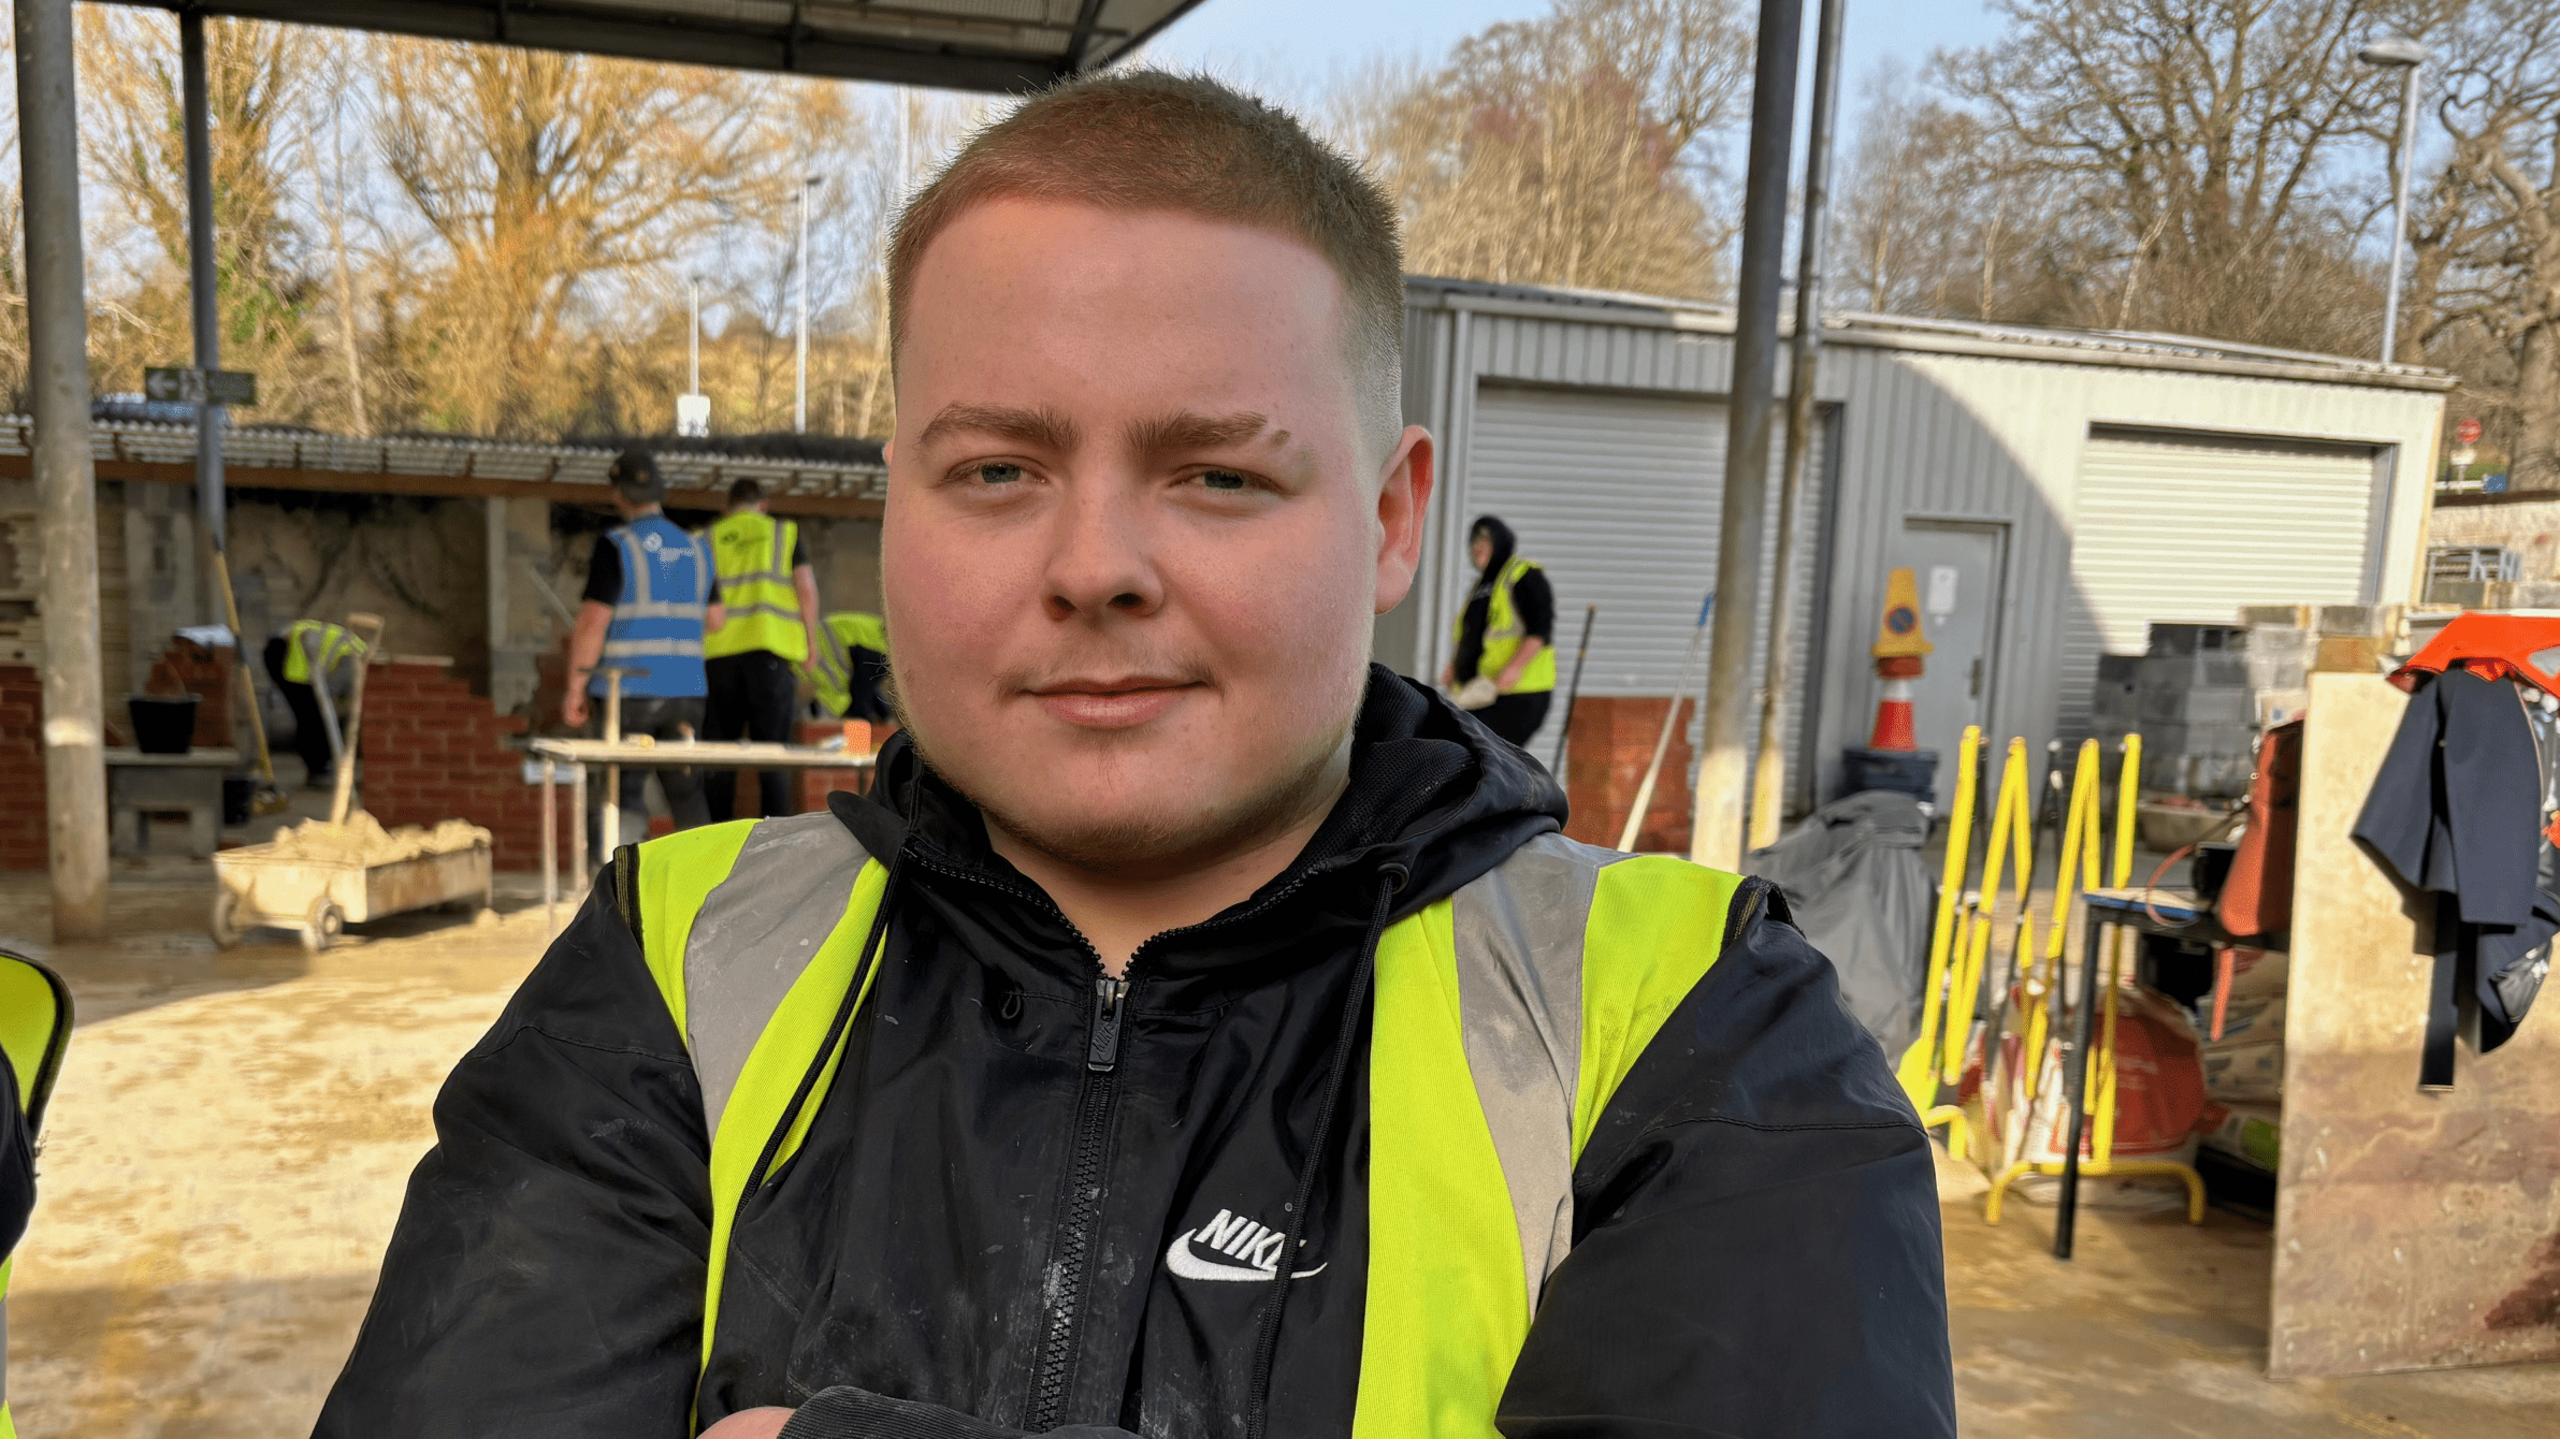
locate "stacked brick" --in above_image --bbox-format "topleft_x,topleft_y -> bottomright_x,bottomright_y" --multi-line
0,665 -> 44,870
1561,695 -> 1694,854
360,661 -> 564,871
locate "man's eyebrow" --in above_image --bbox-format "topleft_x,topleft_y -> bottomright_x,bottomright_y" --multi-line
914,403 -> 1080,451
1124,410 -> 1272,459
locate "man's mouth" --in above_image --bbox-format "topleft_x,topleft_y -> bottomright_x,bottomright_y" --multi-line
1025,676 -> 1205,730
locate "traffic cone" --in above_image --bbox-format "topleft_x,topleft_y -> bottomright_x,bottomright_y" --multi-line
1867,568 -> 1933,753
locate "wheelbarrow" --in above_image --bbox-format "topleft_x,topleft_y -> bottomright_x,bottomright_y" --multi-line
211,836 -> 494,953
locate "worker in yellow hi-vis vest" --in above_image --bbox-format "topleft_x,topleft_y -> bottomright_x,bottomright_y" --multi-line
802,611 -> 895,725
261,618 -> 369,788
0,950 -> 70,1439
1439,514 -> 1557,746
701,478 -> 824,821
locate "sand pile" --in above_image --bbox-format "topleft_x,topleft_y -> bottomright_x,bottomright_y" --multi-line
260,812 -> 491,863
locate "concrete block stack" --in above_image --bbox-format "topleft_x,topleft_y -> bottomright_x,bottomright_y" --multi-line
2240,604 -> 2402,729
2096,624 -> 2256,799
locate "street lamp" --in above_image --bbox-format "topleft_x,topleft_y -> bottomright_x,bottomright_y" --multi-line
795,174 -> 821,432
677,274 -> 710,438
2359,34 -> 2429,366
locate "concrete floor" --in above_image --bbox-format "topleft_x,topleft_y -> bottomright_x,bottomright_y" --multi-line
5,867 -> 2559,1437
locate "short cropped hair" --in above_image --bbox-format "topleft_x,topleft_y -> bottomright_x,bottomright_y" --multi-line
890,71 -> 1405,450
727,477 -> 764,507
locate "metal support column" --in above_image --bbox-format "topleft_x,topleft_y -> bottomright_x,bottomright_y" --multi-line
1693,0 -> 1805,870
182,12 -> 229,568
1748,0 -> 1845,852
15,0 -> 109,939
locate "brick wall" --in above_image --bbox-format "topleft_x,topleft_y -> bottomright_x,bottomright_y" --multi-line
361,661 -> 564,871
1563,695 -> 1694,854
0,665 -> 42,871
142,638 -> 237,749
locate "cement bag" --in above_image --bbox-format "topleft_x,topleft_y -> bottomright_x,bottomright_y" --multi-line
1745,790 -> 1935,1056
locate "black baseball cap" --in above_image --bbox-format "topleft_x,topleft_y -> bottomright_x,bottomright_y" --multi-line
609,447 -> 664,502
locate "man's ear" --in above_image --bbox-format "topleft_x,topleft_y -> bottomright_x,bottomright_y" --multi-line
1373,426 -> 1435,617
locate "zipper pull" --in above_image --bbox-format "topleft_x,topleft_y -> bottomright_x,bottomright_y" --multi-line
1087,974 -> 1129,1072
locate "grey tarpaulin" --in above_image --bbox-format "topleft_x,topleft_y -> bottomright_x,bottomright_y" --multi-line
1744,790 -> 1935,1056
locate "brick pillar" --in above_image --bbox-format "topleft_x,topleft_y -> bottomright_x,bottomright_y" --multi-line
1562,696 -> 1694,854
362,660 -> 564,870
0,666 -> 46,870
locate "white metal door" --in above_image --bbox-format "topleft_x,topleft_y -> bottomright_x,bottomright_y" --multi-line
2061,430 -> 2379,739
1890,520 -> 2005,774
1457,384 -> 1825,800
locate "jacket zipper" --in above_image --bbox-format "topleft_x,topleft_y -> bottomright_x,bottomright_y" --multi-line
1025,972 -> 1130,1429
903,847 -> 1371,1429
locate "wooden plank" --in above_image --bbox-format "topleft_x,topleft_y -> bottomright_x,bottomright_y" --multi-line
0,454 -> 884,519
2271,672 -> 2560,1377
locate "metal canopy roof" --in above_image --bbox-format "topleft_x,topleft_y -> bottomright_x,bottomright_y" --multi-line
115,0 -> 1207,90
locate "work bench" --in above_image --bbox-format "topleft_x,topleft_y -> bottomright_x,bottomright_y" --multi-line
526,736 -> 877,932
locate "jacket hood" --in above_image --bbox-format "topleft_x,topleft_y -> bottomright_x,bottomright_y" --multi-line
1468,514 -> 1517,595
833,663 -> 1565,928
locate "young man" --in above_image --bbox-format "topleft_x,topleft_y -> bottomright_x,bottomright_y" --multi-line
319,74 -> 1952,1439
701,478 -> 826,821
562,449 -> 721,844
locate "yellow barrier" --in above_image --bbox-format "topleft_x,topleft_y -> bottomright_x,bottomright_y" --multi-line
1897,727 -> 1979,1112
1984,731 -> 2206,1231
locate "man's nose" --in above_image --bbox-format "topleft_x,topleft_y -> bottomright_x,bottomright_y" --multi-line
1042,480 -> 1163,622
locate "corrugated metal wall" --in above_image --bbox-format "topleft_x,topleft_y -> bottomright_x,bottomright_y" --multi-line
1460,384 -> 1826,788
1393,287 -> 2448,820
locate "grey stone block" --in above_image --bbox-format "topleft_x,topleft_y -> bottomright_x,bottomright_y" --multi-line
2239,604 -> 2312,628
2140,652 -> 2251,690
2149,623 -> 2249,656
2141,720 -> 2259,756
2138,686 -> 2255,724
2316,604 -> 2399,637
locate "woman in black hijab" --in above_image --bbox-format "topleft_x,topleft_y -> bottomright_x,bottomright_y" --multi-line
1441,514 -> 1556,747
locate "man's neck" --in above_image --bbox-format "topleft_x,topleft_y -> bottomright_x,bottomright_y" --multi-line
984,774 -> 1348,979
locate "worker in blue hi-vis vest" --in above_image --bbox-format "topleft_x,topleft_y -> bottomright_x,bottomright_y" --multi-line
562,448 -> 723,850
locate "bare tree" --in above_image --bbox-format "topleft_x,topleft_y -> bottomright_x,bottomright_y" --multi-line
2407,0 -> 2560,487
77,10 -> 334,418
1924,0 -> 2439,352
374,39 -> 776,436
1350,0 -> 1754,300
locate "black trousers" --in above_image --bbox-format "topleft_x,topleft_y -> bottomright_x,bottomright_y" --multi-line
1478,690 -> 1552,747
263,636 -> 335,786
703,651 -> 800,821
593,694 -> 709,852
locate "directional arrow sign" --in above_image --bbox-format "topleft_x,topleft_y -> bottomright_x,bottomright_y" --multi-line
142,366 -> 258,406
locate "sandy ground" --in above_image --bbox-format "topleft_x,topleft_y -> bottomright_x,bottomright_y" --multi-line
5,866 -> 2558,1437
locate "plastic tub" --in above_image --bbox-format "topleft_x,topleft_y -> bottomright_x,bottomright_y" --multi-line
128,694 -> 199,754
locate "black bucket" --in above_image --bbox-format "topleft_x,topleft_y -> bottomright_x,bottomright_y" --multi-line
128,694 -> 199,754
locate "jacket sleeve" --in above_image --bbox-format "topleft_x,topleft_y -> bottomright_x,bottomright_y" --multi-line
314,870 -> 715,1439
1498,882 -> 1956,1439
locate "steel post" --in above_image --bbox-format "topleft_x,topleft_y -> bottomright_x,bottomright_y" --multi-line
1692,0 -> 1806,870
182,13 -> 228,561
1748,0 -> 1845,852
17,0 -> 108,939
2380,63 -> 2421,365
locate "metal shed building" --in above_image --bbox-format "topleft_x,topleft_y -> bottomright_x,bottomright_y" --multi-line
1376,277 -> 2453,816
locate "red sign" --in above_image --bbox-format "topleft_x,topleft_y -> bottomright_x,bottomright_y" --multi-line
2456,417 -> 2483,445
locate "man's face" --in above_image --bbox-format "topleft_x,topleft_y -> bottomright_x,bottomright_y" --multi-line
883,199 -> 1432,878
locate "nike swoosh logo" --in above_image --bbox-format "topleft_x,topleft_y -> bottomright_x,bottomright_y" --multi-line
1165,1231 -> 1327,1282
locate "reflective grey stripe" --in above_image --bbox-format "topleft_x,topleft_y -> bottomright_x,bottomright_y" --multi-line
617,601 -> 705,621
616,529 -> 654,607
723,601 -> 802,624
605,636 -> 706,658
683,812 -> 872,1139
1449,830 -> 1633,1312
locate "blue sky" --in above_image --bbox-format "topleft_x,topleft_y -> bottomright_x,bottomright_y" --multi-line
1146,0 -> 2015,133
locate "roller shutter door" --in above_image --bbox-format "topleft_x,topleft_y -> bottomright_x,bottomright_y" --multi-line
2061,429 -> 2378,738
1461,383 -> 1825,803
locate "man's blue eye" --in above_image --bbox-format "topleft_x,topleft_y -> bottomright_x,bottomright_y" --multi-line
1201,470 -> 1247,491
976,463 -> 1025,485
